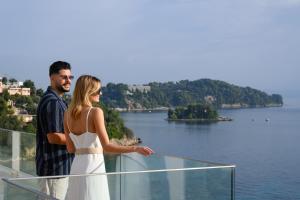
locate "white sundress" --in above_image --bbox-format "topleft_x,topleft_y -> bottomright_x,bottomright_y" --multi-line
65,107 -> 110,200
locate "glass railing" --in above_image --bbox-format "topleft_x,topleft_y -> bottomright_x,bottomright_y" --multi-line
0,128 -> 235,200
2,178 -> 56,200
0,128 -> 36,176
0,129 -> 12,170
2,165 -> 235,200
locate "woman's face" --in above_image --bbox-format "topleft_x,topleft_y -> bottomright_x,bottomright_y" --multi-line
90,88 -> 101,103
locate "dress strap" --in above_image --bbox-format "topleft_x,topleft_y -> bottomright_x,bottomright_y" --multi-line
86,107 -> 93,132
75,147 -> 103,155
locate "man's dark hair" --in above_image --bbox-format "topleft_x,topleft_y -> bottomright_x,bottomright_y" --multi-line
49,61 -> 71,76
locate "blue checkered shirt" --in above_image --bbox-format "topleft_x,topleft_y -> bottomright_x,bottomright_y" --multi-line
35,86 -> 74,176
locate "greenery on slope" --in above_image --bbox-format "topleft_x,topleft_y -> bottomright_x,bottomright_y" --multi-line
101,79 -> 283,109
0,80 -> 39,133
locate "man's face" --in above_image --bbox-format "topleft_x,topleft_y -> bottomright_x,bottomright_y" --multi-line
51,69 -> 73,93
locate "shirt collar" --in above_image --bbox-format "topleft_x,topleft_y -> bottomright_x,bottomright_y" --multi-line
46,86 -> 68,107
46,86 -> 63,100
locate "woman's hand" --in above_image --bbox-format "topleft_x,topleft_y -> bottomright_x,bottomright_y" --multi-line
135,146 -> 154,156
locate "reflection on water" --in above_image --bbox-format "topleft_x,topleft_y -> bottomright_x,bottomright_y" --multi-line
121,105 -> 300,200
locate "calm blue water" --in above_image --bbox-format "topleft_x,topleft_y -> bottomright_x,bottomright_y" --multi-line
121,100 -> 300,200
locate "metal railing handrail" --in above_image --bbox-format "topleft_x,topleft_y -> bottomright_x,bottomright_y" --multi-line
0,127 -> 36,136
4,164 -> 235,181
1,128 -> 235,167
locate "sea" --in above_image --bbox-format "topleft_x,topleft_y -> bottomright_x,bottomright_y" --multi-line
120,97 -> 300,200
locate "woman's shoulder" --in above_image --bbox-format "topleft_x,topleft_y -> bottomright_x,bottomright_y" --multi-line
91,107 -> 104,115
90,107 -> 105,121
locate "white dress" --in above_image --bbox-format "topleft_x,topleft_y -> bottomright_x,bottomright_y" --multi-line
66,108 -> 110,200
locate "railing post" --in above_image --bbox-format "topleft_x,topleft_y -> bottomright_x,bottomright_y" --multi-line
12,131 -> 20,173
119,154 -> 120,200
231,167 -> 235,200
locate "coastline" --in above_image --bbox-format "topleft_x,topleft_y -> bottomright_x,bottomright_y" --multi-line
113,107 -> 169,112
111,137 -> 142,146
166,116 -> 233,122
221,103 -> 283,109
113,104 -> 283,112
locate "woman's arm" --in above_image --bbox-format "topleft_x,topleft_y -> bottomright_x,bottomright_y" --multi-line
63,111 -> 76,153
93,108 -> 154,156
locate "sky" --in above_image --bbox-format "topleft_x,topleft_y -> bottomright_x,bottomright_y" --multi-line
0,0 -> 300,97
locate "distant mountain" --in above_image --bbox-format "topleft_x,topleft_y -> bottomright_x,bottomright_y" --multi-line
101,79 -> 283,110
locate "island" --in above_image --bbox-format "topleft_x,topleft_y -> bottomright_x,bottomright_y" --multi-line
167,104 -> 232,122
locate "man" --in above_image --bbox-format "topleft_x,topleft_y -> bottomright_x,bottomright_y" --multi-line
36,61 -> 74,199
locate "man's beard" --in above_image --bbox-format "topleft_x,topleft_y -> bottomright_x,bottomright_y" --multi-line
57,84 -> 70,93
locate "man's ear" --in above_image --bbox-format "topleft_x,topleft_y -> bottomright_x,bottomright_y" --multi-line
50,75 -> 54,82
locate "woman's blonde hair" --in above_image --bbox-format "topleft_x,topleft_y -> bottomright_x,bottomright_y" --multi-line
68,75 -> 101,119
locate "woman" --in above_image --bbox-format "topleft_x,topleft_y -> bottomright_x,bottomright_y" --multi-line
64,75 -> 154,200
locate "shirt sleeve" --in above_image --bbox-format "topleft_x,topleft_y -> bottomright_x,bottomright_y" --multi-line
44,100 -> 64,134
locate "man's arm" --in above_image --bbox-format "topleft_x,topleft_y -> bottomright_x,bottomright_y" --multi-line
47,132 -> 66,145
44,100 -> 67,145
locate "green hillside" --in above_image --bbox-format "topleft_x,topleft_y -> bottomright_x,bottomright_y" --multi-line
102,79 -> 283,110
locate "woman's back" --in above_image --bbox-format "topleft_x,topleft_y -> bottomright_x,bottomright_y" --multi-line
67,107 -> 102,150
67,107 -> 97,136
66,107 -> 110,200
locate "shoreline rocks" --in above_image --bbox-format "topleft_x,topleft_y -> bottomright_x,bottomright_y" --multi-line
111,137 -> 142,146
166,116 -> 233,122
113,104 -> 283,112
221,103 -> 283,109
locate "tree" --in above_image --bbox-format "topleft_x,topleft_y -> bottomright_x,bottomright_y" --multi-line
9,78 -> 17,84
23,123 -> 36,133
23,80 -> 36,95
168,109 -> 177,119
2,90 -> 10,101
0,97 -> 8,116
15,96 -> 33,108
36,88 -> 44,97
0,115 -> 22,131
2,77 -> 8,84
168,104 -> 218,120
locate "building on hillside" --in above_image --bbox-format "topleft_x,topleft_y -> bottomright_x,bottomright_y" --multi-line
204,95 -> 216,104
128,85 -> 151,93
16,114 -> 34,123
7,87 -> 31,96
12,108 -> 34,123
0,78 -> 30,96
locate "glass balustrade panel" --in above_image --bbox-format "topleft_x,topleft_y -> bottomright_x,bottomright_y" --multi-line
2,166 -> 234,200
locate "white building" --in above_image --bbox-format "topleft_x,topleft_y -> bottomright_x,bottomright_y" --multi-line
204,95 -> 216,103
7,87 -> 31,96
128,85 -> 151,93
0,78 -> 30,96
